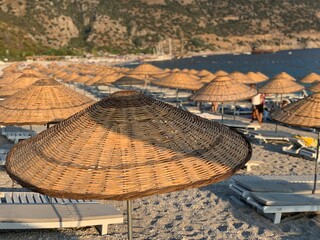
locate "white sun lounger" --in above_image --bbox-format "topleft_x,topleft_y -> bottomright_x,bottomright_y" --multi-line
1,126 -> 37,144
247,192 -> 320,224
216,119 -> 261,130
0,143 -> 14,165
0,192 -> 123,235
229,175 -> 320,223
246,130 -> 294,143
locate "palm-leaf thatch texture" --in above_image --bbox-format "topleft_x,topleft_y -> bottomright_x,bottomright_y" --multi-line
259,78 -> 305,94
190,76 -> 257,102
0,78 -> 95,125
6,91 -> 252,201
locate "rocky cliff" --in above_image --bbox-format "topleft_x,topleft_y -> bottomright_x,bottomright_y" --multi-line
0,0 -> 319,59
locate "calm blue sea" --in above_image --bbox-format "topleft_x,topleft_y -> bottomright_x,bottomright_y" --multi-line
125,48 -> 320,80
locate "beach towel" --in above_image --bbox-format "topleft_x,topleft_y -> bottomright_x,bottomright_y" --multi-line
294,135 -> 318,148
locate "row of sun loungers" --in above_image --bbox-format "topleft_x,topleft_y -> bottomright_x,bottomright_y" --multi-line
1,126 -> 37,144
0,191 -> 123,235
229,175 -> 320,224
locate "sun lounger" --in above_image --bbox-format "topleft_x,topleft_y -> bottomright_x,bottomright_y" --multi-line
1,126 -> 37,144
247,192 -> 320,224
282,138 -> 318,160
216,119 -> 261,130
0,192 -> 123,235
0,143 -> 14,165
229,174 -> 320,223
246,130 -> 294,143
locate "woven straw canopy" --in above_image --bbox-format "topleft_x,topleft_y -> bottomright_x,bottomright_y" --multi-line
153,73 -> 203,91
246,72 -> 268,83
0,78 -> 95,125
272,72 -> 295,81
229,71 -> 253,84
214,70 -> 228,76
6,91 -> 251,201
113,76 -> 145,86
301,73 -> 320,84
197,69 -> 212,77
199,73 -> 216,83
272,93 -> 320,129
309,82 -> 320,93
190,76 -> 257,102
259,78 -> 305,94
127,63 -> 164,76
0,76 -> 41,97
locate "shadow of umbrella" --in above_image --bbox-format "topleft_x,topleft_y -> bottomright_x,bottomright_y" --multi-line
272,92 -> 320,194
6,91 -> 252,239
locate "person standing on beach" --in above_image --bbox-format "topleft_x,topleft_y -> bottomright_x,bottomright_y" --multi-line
250,84 -> 263,125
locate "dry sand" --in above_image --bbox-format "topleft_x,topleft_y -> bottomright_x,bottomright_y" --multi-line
1,61 -> 320,239
0,121 -> 319,240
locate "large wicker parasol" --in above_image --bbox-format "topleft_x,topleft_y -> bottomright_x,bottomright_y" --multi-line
259,78 -> 304,94
301,73 -> 320,84
0,78 -> 95,125
127,63 -> 164,76
310,82 -> 320,93
229,71 -> 253,84
0,76 -> 41,98
153,72 -> 203,105
246,72 -> 268,83
113,76 -> 145,87
272,72 -> 295,81
152,72 -> 203,91
190,75 -> 257,102
6,91 -> 252,238
272,93 -> 320,193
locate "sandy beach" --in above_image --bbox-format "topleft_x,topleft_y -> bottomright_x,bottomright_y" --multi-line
0,120 -> 319,240
0,61 -> 319,239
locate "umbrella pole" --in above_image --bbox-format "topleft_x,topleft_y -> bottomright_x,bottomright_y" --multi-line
312,130 -> 320,194
176,88 -> 179,107
127,200 -> 133,240
233,101 -> 236,121
221,103 -> 224,124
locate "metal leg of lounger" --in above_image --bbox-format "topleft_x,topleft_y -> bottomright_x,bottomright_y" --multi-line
273,212 -> 282,224
127,200 -> 133,240
312,130 -> 320,194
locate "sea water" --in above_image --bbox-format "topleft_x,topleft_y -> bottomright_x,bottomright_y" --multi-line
125,48 -> 320,81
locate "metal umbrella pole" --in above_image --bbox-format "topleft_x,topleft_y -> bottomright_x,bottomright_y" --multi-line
221,102 -> 224,124
127,200 -> 133,240
312,130 -> 320,194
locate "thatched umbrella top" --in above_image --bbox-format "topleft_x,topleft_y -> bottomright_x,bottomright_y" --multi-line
197,69 -> 213,77
199,73 -> 216,83
229,71 -> 253,84
84,75 -> 103,86
0,76 -> 41,98
94,73 -> 124,85
259,78 -> 305,94
272,93 -> 320,129
18,68 -> 47,78
152,73 -> 203,91
301,73 -> 320,84
272,72 -> 295,81
246,72 -> 268,83
0,78 -> 95,125
72,75 -> 91,84
113,76 -> 145,86
188,69 -> 199,75
256,72 -> 269,80
0,73 -> 23,88
62,73 -> 80,83
190,76 -> 258,102
6,91 -> 252,200
309,82 -> 320,93
214,70 -> 228,76
127,63 -> 164,76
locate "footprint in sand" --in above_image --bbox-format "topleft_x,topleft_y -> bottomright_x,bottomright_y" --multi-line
233,222 -> 243,229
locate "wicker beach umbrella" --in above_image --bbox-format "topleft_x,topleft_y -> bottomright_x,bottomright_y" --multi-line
94,73 -> 124,85
0,76 -> 41,98
113,76 -> 145,88
63,73 -> 80,83
229,71 -> 253,84
259,78 -> 304,94
301,73 -> 320,84
214,70 -> 228,77
72,75 -> 91,84
256,72 -> 269,81
190,76 -> 257,102
272,93 -> 320,193
84,75 -> 103,86
190,76 -> 257,121
199,73 -> 216,83
197,69 -> 213,77
246,72 -> 268,83
153,72 -> 203,105
310,82 -> 320,93
6,90 -> 252,239
18,68 -> 47,78
273,72 -> 295,81
0,73 -> 23,88
0,78 -> 95,125
127,63 -> 164,89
